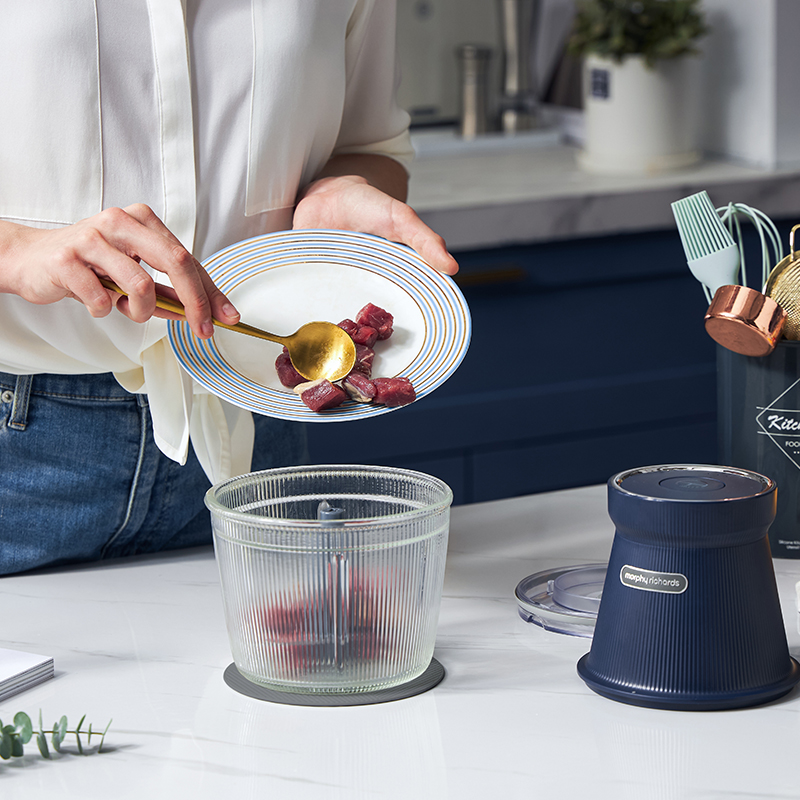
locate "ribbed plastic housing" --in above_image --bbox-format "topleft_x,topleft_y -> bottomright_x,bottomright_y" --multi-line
577,464 -> 800,710
206,465 -> 452,695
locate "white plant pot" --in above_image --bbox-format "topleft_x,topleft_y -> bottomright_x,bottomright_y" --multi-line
578,53 -> 701,175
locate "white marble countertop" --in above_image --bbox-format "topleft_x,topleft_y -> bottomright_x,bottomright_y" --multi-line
408,136 -> 800,250
2,484 -> 799,799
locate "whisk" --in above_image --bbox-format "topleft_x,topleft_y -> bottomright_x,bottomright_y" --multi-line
717,201 -> 784,293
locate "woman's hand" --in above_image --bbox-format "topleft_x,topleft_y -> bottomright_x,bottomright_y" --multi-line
0,204 -> 239,338
293,155 -> 459,276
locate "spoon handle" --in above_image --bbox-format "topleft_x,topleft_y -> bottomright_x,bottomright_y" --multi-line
98,278 -> 288,345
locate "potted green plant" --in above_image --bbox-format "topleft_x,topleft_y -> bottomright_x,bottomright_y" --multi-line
567,0 -> 709,174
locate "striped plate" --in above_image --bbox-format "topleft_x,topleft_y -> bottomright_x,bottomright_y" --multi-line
167,229 -> 471,422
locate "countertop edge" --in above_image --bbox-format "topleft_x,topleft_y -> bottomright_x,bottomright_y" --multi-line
408,147 -> 800,250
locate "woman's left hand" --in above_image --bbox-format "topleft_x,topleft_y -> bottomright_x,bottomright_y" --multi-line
293,158 -> 459,276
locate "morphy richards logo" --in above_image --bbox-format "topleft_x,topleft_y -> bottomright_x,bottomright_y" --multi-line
756,377 -> 800,470
620,565 -> 688,594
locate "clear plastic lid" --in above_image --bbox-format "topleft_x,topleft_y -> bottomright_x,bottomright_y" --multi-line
515,564 -> 607,638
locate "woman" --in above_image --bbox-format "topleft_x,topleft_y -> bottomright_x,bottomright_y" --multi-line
0,0 -> 457,574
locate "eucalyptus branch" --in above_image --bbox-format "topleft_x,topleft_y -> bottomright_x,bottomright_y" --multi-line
0,711 -> 111,761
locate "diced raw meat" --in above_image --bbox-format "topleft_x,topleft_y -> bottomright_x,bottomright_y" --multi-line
372,377 -> 416,407
253,599 -> 312,671
352,344 -> 375,377
356,303 -> 393,340
339,318 -> 378,348
253,565 -> 382,670
276,302 -> 413,414
275,349 -> 306,388
294,379 -> 348,411
352,325 -> 378,348
343,371 -> 376,403
337,319 -> 359,338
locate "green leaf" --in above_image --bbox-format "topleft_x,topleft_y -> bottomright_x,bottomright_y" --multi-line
87,723 -> 93,744
98,719 -> 112,753
10,734 -> 23,758
51,719 -> 63,753
36,730 -> 50,759
569,0 -> 708,62
75,716 -> 86,756
13,711 -> 33,744
50,715 -> 68,752
0,728 -> 12,760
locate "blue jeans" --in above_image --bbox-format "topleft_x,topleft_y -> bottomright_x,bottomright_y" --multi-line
0,371 -> 308,575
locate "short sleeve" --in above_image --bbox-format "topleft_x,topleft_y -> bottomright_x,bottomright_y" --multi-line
333,0 -> 414,173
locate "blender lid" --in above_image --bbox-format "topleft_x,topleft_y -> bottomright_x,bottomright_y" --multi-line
515,564 -> 607,638
614,464 -> 773,501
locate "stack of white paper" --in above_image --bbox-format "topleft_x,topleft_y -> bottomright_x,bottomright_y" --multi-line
0,648 -> 54,703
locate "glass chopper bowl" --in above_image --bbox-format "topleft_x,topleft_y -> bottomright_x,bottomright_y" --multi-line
205,465 -> 452,695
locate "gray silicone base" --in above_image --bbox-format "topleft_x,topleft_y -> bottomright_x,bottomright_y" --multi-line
223,658 -> 445,706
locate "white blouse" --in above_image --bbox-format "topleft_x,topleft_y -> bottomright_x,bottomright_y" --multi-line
0,0 -> 413,481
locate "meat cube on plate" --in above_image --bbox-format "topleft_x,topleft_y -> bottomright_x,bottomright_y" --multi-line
339,318 -> 378,348
294,379 -> 348,411
372,377 -> 416,407
352,324 -> 378,348
352,344 -> 375,377
343,371 -> 376,403
337,319 -> 360,338
356,303 -> 393,340
275,349 -> 306,388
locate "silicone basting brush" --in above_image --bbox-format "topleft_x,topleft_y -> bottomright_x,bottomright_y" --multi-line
671,190 -> 740,300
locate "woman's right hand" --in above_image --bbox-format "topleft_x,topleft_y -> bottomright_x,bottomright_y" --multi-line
0,203 -> 239,338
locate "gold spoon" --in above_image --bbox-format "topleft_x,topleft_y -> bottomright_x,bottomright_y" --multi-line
99,278 -> 356,382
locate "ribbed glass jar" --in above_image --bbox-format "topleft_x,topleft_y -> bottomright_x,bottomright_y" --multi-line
206,465 -> 452,694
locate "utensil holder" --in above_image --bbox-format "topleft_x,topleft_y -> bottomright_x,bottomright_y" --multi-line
718,340 -> 800,558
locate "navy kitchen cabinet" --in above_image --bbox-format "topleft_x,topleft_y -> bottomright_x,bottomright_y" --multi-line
305,222 -> 793,506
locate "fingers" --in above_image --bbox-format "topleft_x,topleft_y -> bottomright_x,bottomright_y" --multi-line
99,205 -> 239,335
140,276 -> 240,328
124,204 -> 240,328
5,210 -> 239,338
409,229 -> 459,276
50,226 -> 155,320
105,206 -> 211,336
197,268 -> 240,325
390,203 -> 460,276
293,178 -> 459,276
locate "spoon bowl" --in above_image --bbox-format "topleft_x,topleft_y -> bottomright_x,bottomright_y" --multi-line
99,278 -> 356,382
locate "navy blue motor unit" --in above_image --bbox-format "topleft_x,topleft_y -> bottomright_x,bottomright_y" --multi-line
578,464 -> 800,710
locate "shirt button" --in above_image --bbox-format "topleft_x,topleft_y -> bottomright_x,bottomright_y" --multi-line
1,390 -> 14,404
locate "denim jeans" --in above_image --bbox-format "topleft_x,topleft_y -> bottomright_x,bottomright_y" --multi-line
0,371 -> 307,575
